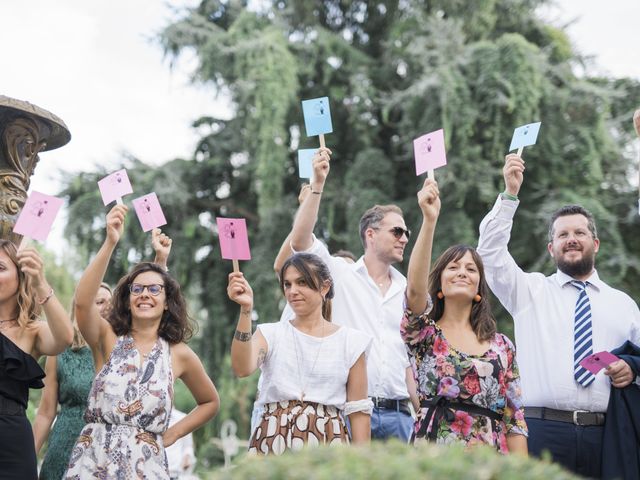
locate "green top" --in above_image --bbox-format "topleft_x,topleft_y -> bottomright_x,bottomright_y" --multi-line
39,346 -> 94,480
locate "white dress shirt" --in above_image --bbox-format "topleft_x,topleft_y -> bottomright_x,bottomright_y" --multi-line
295,236 -> 410,400
478,196 -> 640,412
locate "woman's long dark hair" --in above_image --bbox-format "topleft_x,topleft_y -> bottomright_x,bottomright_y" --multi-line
279,253 -> 335,321
109,262 -> 194,344
429,245 -> 496,342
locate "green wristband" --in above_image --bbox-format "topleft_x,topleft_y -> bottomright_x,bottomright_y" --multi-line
501,191 -> 519,201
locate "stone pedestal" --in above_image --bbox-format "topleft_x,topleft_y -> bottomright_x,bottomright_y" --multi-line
0,96 -> 70,243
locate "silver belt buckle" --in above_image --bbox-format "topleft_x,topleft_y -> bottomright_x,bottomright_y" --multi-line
572,410 -> 588,425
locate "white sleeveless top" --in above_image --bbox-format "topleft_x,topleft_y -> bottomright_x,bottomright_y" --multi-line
256,321 -> 371,408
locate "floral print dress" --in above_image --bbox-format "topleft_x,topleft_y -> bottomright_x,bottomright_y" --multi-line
401,307 -> 527,453
65,335 -> 173,479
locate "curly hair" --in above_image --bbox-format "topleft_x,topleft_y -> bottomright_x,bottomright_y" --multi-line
108,262 -> 194,344
0,240 -> 41,328
279,253 -> 335,321
428,245 -> 496,342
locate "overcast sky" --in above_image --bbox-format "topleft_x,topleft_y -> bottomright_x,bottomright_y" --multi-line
1,0 -> 638,251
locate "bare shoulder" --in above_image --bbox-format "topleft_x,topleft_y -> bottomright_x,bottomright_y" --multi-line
170,342 -> 200,378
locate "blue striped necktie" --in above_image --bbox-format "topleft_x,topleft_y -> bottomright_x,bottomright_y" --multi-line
571,280 -> 595,387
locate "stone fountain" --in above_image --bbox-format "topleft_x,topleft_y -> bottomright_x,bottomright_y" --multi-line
0,96 -> 70,243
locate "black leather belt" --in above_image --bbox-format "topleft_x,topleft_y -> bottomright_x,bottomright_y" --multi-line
414,396 -> 501,442
0,394 -> 25,416
370,397 -> 411,415
526,407 -> 605,426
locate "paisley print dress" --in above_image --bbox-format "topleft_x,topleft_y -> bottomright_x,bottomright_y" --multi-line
64,335 -> 173,479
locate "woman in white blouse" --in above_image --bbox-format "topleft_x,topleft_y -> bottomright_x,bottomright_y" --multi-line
228,252 -> 372,455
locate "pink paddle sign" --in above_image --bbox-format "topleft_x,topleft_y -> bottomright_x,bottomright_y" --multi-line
13,191 -> 64,242
132,193 -> 167,232
579,351 -> 619,375
97,169 -> 133,206
413,128 -> 447,176
216,217 -> 251,260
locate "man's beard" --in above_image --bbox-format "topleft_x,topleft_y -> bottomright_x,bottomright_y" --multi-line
556,252 -> 595,278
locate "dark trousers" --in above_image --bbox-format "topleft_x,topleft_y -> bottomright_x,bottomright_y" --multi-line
526,417 -> 604,478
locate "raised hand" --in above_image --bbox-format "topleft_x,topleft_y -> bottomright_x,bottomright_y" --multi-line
106,204 -> 128,245
311,147 -> 332,192
227,272 -> 253,309
151,228 -> 172,266
16,247 -> 46,288
417,178 -> 441,222
503,153 -> 525,197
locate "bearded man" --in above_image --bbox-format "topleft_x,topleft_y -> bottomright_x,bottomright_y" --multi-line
477,153 -> 640,477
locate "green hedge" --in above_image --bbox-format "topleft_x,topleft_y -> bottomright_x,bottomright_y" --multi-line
202,441 -> 580,479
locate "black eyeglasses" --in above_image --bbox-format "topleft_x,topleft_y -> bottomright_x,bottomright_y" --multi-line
129,283 -> 165,296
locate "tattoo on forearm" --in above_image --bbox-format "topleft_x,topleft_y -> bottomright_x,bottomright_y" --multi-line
234,330 -> 252,342
257,348 -> 266,367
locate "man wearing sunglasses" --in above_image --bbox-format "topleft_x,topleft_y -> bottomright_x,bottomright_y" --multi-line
287,147 -> 417,442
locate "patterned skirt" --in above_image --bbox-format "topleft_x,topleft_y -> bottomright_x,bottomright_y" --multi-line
249,400 -> 349,455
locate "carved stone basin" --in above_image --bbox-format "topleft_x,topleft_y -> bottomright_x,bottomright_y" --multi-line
0,96 -> 71,243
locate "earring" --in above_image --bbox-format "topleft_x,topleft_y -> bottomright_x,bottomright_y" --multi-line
436,291 -> 444,299
473,294 -> 482,303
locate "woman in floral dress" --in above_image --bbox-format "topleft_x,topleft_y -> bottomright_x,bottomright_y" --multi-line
401,179 -> 527,454
64,205 -> 219,479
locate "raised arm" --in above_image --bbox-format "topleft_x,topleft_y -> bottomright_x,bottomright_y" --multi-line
75,205 -> 126,364
227,271 -> 268,377
17,248 -> 73,356
151,228 -> 172,271
290,148 -> 331,251
273,184 -> 312,275
33,356 -> 59,453
406,178 -> 440,314
477,154 -> 535,315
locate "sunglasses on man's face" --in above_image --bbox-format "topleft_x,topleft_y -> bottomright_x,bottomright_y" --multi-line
389,226 -> 411,240
129,283 -> 165,296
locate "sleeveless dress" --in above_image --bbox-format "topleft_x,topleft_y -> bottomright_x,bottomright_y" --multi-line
64,335 -> 173,479
39,346 -> 94,480
0,331 -> 45,480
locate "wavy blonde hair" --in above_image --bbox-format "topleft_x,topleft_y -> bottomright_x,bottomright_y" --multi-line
0,240 -> 41,328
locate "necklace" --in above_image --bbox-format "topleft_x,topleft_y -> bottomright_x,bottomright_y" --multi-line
0,318 -> 17,330
377,274 -> 390,288
290,319 -> 325,401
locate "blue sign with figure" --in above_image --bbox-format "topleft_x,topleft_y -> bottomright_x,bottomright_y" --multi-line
509,121 -> 541,151
302,97 -> 333,137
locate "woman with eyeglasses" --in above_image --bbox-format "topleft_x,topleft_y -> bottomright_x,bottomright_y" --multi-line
0,241 -> 73,479
64,205 -> 219,478
35,230 -> 170,480
401,179 -> 528,454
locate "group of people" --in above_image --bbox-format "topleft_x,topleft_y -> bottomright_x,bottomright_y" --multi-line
0,146 -> 638,479
228,148 -> 639,479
